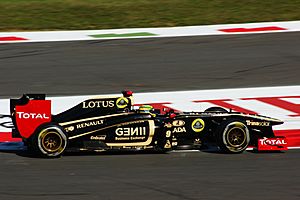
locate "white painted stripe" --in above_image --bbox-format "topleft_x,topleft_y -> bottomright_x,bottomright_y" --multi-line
287,147 -> 300,150
1,20 -> 300,43
1,85 -> 300,133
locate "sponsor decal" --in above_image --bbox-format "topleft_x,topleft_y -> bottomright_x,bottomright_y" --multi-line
172,141 -> 178,146
115,127 -> 147,141
90,135 -> 106,140
246,120 -> 270,126
164,140 -> 171,148
15,100 -> 51,139
76,119 -> 104,129
64,126 -> 74,132
16,112 -> 50,119
172,127 -> 186,133
258,137 -> 288,151
164,122 -> 172,128
172,120 -> 185,127
82,100 -> 114,109
191,118 -> 205,132
116,97 -> 129,109
259,137 -> 287,146
194,138 -> 201,144
115,127 -> 146,136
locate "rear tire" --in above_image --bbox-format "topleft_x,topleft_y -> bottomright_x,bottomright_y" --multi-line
216,119 -> 250,153
32,125 -> 67,157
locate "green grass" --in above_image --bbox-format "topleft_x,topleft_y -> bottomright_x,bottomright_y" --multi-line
0,0 -> 300,31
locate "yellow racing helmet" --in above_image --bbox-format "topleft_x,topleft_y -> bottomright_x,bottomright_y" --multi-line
138,105 -> 154,113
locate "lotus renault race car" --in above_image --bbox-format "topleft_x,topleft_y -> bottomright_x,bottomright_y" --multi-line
10,91 -> 287,157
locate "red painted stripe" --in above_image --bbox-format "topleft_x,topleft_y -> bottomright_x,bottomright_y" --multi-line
0,132 -> 22,142
219,26 -> 287,33
0,36 -> 28,41
274,129 -> 300,147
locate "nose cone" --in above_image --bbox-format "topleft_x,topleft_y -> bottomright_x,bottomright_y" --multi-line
249,114 -> 284,126
271,118 -> 284,126
262,116 -> 284,126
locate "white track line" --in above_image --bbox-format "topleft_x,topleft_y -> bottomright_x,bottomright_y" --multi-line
1,21 -> 300,43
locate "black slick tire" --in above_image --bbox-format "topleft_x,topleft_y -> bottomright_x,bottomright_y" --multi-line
32,124 -> 67,158
215,119 -> 250,153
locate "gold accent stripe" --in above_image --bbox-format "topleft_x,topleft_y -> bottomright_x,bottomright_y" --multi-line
68,119 -> 147,139
68,120 -> 155,147
69,123 -> 125,139
59,113 -> 131,126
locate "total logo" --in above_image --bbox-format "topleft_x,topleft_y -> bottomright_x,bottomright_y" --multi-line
259,137 -> 287,146
17,112 -> 50,119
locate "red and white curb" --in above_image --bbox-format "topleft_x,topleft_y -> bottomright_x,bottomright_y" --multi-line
1,20 -> 300,43
1,85 -> 300,149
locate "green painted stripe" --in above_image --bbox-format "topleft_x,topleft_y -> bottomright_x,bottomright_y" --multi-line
89,32 -> 157,38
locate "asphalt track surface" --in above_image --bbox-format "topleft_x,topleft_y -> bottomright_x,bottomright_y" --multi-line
0,32 -> 300,200
1,32 -> 300,97
0,149 -> 299,200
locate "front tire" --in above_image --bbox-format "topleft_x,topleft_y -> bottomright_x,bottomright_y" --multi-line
32,125 -> 67,157
216,120 -> 250,153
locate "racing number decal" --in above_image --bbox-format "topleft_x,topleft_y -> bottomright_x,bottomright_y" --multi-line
166,130 -> 171,137
191,118 -> 205,132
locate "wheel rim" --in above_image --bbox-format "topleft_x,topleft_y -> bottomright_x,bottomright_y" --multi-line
38,127 -> 67,156
226,127 -> 246,147
41,131 -> 63,152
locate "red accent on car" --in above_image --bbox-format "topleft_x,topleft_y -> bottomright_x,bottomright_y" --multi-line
257,136 -> 288,151
0,132 -> 22,142
169,113 -> 176,119
219,26 -> 287,33
274,129 -> 300,147
122,90 -> 133,97
0,36 -> 28,41
15,100 -> 51,139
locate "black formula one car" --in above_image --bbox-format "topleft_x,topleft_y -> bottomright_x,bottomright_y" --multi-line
10,91 -> 287,157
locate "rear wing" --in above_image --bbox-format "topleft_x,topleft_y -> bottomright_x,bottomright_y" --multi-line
10,94 -> 51,139
10,91 -> 134,139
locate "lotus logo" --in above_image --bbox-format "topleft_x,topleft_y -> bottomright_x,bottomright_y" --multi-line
116,97 -> 129,109
191,118 -> 205,132
193,121 -> 202,128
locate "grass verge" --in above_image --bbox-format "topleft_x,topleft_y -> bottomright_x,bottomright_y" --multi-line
1,0 -> 300,31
